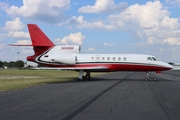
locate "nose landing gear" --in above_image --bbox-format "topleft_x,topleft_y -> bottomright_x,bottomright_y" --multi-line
144,72 -> 157,82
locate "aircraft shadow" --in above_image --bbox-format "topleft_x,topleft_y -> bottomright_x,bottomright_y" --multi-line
44,76 -> 180,84
46,77 -> 125,84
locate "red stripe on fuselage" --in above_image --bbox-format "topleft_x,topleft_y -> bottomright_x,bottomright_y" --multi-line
39,63 -> 170,72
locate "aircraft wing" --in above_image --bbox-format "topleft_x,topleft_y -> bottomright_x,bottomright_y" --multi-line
32,66 -> 108,71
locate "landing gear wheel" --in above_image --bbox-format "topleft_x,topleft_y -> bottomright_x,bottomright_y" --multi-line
85,74 -> 91,79
78,76 -> 85,81
85,72 -> 91,80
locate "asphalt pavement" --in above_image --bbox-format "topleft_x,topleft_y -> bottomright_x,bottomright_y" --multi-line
0,70 -> 180,120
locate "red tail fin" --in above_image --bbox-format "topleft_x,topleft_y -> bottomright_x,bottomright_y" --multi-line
28,24 -> 55,47
27,24 -> 55,62
9,24 -> 55,62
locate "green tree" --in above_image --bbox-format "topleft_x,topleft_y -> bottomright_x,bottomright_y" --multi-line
0,61 -> 3,67
26,65 -> 33,69
3,61 -> 8,67
8,61 -> 15,68
15,60 -> 24,69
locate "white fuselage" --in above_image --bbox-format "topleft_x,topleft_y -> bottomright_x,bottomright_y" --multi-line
33,46 -> 172,72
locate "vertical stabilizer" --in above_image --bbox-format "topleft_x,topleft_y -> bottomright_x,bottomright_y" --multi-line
28,24 -> 55,47
27,24 -> 55,62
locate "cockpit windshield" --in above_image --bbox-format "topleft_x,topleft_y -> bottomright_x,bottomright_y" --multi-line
152,57 -> 157,61
147,57 -> 159,61
147,57 -> 152,61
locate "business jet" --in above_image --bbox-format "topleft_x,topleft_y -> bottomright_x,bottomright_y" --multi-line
10,24 -> 173,81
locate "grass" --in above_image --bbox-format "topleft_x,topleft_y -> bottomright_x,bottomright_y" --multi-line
0,69 -> 103,91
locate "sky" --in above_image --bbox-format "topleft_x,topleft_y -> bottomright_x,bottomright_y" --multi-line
0,0 -> 180,64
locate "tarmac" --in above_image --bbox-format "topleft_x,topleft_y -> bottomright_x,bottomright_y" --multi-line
0,70 -> 180,120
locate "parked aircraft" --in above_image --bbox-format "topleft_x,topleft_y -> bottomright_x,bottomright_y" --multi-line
10,24 -> 173,81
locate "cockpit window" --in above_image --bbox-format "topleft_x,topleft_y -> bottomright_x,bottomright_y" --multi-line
152,57 -> 159,61
148,57 -> 159,61
152,57 -> 157,61
147,57 -> 152,61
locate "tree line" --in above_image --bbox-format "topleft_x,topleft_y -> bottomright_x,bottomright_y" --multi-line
0,60 -> 25,69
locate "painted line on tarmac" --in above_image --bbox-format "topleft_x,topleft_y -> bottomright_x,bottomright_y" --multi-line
62,72 -> 133,120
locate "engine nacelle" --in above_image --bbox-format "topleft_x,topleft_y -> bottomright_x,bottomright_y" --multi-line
38,45 -> 80,64
53,56 -> 77,64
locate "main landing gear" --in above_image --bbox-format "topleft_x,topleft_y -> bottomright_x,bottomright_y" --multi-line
78,70 -> 91,80
144,72 -> 157,82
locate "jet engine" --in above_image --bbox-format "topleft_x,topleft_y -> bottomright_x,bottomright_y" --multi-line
52,56 -> 77,64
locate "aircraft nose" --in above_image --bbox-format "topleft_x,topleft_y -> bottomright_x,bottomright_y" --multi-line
162,62 -> 173,70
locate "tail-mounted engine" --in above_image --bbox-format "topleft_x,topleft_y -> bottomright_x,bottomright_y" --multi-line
37,45 -> 80,65
52,56 -> 77,65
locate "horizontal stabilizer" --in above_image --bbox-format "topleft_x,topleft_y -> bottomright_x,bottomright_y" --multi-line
9,44 -> 32,46
8,44 -> 51,47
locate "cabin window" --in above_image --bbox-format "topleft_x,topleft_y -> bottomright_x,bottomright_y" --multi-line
91,57 -> 94,61
124,57 -> 127,61
147,57 -> 152,61
44,55 -> 49,57
118,57 -> 121,61
97,57 -> 100,61
107,57 -> 110,61
113,57 -> 116,61
102,57 -> 105,61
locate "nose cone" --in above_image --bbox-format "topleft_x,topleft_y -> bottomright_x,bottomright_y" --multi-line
161,62 -> 173,70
